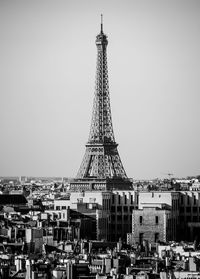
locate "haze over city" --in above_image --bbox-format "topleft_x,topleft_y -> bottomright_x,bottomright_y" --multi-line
0,0 -> 200,179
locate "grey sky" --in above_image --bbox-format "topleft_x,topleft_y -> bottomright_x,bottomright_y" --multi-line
0,0 -> 200,179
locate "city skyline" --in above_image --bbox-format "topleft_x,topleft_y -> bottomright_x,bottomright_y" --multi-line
0,0 -> 200,179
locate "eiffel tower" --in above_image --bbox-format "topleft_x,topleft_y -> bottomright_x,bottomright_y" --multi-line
70,17 -> 132,191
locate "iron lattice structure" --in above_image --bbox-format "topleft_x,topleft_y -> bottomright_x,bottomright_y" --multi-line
76,22 -> 129,182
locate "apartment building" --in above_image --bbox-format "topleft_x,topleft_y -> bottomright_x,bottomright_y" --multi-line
70,191 -> 111,241
179,191 -> 200,241
69,190 -> 138,241
111,191 -> 138,241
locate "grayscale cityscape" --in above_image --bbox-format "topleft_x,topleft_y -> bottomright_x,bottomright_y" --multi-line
0,1 -> 200,279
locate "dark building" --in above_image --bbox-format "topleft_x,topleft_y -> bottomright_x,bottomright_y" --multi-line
0,194 -> 27,205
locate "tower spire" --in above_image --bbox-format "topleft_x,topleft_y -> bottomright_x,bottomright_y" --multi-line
101,14 -> 103,33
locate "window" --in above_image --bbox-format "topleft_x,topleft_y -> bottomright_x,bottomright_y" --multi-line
124,195 -> 127,204
117,215 -> 122,221
117,206 -> 122,212
186,216 -> 191,222
180,195 -> 184,204
186,207 -> 191,213
136,195 -> 139,205
112,195 -> 115,204
139,216 -> 143,224
131,195 -> 133,204
118,195 -> 121,204
89,198 -> 96,203
193,207 -> 197,213
111,214 -> 115,221
56,206 -> 60,210
155,216 -> 159,224
124,206 -> 128,212
155,233 -> 159,243
139,233 -> 144,244
124,215 -> 128,221
193,216 -> 198,222
108,199 -> 111,209
111,224 -> 115,230
62,206 -> 66,209
117,224 -> 121,230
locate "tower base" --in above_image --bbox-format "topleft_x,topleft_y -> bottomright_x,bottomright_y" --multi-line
70,177 -> 133,192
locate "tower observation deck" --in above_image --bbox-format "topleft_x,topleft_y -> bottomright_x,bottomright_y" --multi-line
70,17 -> 133,191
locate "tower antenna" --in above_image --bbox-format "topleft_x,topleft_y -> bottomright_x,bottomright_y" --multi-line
101,14 -> 103,33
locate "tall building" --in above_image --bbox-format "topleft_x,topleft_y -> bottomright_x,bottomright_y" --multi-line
70,17 -> 132,192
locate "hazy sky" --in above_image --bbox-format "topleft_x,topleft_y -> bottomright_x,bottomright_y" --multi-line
0,0 -> 200,179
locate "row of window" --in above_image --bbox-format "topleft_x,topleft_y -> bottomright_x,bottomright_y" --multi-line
111,214 -> 132,221
55,206 -> 67,210
111,206 -> 137,212
52,212 -> 66,219
110,223 -> 132,231
180,206 -> 199,213
180,194 -> 200,205
180,216 -> 200,222
112,194 -> 136,205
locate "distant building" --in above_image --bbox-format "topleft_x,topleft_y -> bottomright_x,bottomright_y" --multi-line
26,228 -> 43,254
0,194 -> 27,207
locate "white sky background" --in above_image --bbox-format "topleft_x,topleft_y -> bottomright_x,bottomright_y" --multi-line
0,0 -> 200,179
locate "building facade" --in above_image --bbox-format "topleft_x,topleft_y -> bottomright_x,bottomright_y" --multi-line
132,206 -> 171,244
179,191 -> 200,241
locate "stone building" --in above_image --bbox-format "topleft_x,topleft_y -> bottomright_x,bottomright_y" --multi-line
128,191 -> 179,245
138,191 -> 180,241
132,206 -> 171,244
